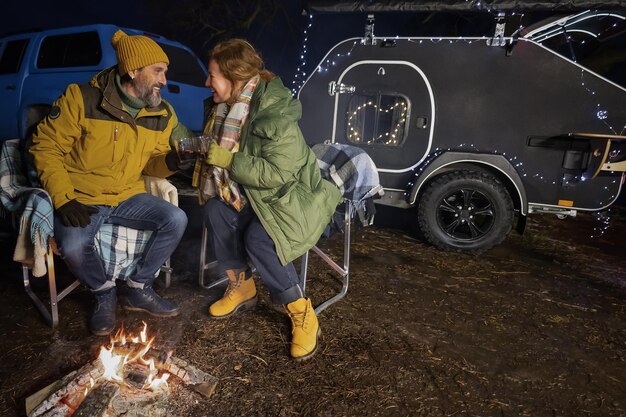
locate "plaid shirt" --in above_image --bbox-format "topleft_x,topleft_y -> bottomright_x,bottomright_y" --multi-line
0,139 -> 153,280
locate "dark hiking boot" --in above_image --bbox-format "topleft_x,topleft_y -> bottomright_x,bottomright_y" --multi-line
90,287 -> 117,336
122,286 -> 180,317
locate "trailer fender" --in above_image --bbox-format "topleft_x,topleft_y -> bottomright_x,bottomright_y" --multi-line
408,152 -> 528,216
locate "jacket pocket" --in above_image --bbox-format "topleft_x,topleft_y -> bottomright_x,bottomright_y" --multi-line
268,181 -> 328,239
262,181 -> 297,204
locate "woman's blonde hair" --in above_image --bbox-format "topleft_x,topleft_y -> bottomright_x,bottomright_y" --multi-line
209,39 -> 275,105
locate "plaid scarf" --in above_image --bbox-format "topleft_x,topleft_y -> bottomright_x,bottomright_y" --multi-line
194,75 -> 259,210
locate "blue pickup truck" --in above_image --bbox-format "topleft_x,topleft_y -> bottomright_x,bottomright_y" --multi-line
0,24 -> 210,141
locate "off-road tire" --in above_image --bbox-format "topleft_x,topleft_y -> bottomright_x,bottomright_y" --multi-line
417,170 -> 513,253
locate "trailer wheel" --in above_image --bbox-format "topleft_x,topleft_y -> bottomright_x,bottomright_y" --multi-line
417,170 -> 513,253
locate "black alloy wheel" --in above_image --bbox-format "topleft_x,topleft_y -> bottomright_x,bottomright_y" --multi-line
417,170 -> 514,253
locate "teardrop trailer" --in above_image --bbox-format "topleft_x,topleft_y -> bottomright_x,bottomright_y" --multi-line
297,3 -> 626,252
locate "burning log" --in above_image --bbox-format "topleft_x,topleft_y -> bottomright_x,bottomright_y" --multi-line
39,405 -> 70,417
124,362 -> 151,389
72,381 -> 119,417
26,322 -> 217,417
28,361 -> 103,417
163,356 -> 218,398
109,378 -> 169,416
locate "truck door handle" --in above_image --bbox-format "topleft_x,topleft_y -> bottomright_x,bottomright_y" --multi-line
416,116 -> 428,128
167,84 -> 180,94
5,85 -> 16,91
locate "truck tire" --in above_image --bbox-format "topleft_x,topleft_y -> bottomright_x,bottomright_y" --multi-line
417,170 -> 513,253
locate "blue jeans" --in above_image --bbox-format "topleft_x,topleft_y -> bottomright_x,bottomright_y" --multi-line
54,193 -> 188,291
203,198 -> 304,304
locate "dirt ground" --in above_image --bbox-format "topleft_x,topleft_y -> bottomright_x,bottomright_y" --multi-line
0,198 -> 625,417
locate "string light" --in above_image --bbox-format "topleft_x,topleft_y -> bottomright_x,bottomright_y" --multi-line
532,13 -> 626,236
591,208 -> 612,238
347,100 -> 407,145
528,11 -> 625,43
292,13 -> 313,95
578,71 -> 626,136
295,9 -> 624,237
403,143 -> 621,239
291,7 -> 523,90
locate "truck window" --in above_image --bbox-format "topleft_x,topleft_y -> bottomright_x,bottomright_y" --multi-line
158,43 -> 207,87
346,93 -> 408,147
37,31 -> 102,68
0,39 -> 29,74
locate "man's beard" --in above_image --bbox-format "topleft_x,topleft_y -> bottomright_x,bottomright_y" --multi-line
135,79 -> 163,107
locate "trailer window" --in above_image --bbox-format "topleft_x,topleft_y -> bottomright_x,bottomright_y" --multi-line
346,93 -> 408,146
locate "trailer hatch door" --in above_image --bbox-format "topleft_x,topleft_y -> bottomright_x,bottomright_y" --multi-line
332,60 -> 434,172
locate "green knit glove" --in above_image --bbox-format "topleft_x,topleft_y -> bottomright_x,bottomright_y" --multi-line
206,141 -> 234,169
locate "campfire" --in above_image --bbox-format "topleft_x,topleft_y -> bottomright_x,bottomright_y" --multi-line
98,322 -> 171,391
26,322 -> 217,417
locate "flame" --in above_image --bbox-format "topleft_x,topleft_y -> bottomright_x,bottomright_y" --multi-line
95,321 -> 169,391
146,372 -> 170,390
99,345 -> 126,382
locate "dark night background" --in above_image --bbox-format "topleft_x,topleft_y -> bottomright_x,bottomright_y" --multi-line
3,0 -> 626,206
0,0 -> 626,85
4,0 -> 625,87
2,0 -> 307,81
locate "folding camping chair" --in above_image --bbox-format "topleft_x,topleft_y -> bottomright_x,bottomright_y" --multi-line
198,143 -> 382,314
0,139 -> 176,327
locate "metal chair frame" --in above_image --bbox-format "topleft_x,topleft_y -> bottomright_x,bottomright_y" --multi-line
21,237 -> 172,328
1,138 -> 174,328
22,242 -> 79,328
198,225 -> 228,290
198,200 -> 353,315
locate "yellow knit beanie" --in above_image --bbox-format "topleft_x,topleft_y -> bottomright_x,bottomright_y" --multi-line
111,29 -> 169,75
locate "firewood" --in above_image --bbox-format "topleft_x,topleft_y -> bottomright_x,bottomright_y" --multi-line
164,356 -> 218,398
29,361 -> 103,417
124,363 -> 150,389
73,381 -> 119,417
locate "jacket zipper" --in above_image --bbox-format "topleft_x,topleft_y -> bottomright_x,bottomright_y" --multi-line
112,126 -> 118,162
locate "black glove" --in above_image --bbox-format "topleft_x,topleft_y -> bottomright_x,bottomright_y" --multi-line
56,199 -> 98,228
165,150 -> 195,172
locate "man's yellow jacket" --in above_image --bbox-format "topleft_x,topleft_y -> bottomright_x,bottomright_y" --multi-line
31,67 -> 179,209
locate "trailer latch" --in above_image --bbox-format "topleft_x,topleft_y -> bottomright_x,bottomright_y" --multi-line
328,81 -> 356,96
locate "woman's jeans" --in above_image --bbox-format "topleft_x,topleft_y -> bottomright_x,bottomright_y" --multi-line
54,193 -> 188,291
203,198 -> 304,305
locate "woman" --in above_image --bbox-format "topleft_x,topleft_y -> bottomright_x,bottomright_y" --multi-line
196,39 -> 341,360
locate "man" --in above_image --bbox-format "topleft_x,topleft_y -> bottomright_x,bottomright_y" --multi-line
30,30 -> 191,335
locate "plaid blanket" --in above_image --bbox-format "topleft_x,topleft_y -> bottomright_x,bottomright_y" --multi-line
0,140 -> 54,276
0,139 -> 155,280
312,143 -> 384,226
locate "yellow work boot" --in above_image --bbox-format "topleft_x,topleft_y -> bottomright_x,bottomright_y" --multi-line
286,297 -> 320,361
209,270 -> 257,319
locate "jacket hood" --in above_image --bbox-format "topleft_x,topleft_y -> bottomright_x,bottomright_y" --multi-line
90,66 -> 117,91
254,77 -> 302,123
